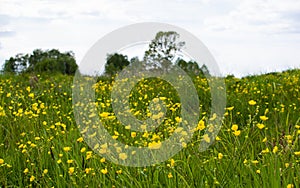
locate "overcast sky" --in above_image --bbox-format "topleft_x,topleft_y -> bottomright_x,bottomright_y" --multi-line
0,0 -> 300,77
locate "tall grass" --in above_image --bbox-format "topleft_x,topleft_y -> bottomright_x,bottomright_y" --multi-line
0,70 -> 299,187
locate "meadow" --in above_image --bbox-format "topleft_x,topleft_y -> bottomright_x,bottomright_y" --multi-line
0,69 -> 299,187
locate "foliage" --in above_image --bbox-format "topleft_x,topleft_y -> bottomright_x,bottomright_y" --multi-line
2,49 -> 77,75
104,53 -> 130,76
144,31 -> 185,72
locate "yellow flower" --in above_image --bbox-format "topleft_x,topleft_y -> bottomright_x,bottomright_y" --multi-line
116,169 -> 122,174
251,160 -> 259,164
261,148 -> 269,154
100,112 -> 110,118
148,141 -> 162,149
67,159 -> 73,164
256,123 -> 265,129
203,134 -> 210,143
262,137 -> 267,142
256,170 -> 261,174
43,169 -> 48,174
287,184 -> 294,188
233,130 -> 241,136
170,159 -> 175,167
77,137 -> 84,142
168,172 -> 173,178
80,147 -> 86,153
119,153 -> 128,160
57,159 -> 62,164
227,106 -> 234,111
24,168 -> 29,174
260,116 -> 268,121
273,146 -> 278,153
248,100 -> 256,105
63,147 -> 71,152
175,116 -> 182,123
231,124 -> 238,131
100,157 -> 106,163
294,151 -> 300,156
218,153 -> 223,159
285,163 -> 289,168
85,168 -> 92,174
131,132 -> 136,138
0,158 -> 4,165
30,175 -> 35,182
68,167 -> 75,175
101,168 -> 108,174
28,93 -> 34,98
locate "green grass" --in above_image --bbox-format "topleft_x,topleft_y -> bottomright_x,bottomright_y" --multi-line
0,69 -> 300,187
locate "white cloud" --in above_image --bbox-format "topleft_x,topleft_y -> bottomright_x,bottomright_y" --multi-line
0,0 -> 299,77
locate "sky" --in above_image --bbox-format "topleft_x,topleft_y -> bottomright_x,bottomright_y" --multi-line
0,0 -> 300,77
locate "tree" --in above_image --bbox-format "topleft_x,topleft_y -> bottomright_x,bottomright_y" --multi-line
144,31 -> 185,72
3,53 -> 28,73
2,49 -> 78,75
104,53 -> 130,76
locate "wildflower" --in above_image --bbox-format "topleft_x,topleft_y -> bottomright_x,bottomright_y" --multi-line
86,151 -> 93,160
261,148 -> 269,154
101,168 -> 108,174
119,153 -> 128,160
256,170 -> 261,174
68,167 -> 75,175
67,159 -> 73,164
227,106 -> 234,111
85,168 -> 92,174
131,132 -> 136,138
170,159 -> 175,167
248,100 -> 256,105
100,157 -> 106,163
24,168 -> 29,174
175,116 -> 182,123
273,146 -> 278,153
262,137 -> 267,142
251,160 -> 259,164
99,112 -> 110,118
0,158 -> 4,165
63,147 -> 71,152
287,184 -> 294,188
233,130 -> 241,136
256,123 -> 265,129
80,147 -> 86,153
294,151 -> 300,156
77,137 -> 84,142
148,141 -> 162,149
30,176 -> 35,182
57,159 -> 62,164
285,163 -> 289,168
260,116 -> 268,121
28,93 -> 34,98
231,124 -> 238,131
203,134 -> 210,143
43,169 -> 48,174
168,172 -> 173,178
116,169 -> 122,174
218,153 -> 223,159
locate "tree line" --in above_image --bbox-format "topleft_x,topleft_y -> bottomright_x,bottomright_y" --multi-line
1,31 -> 209,77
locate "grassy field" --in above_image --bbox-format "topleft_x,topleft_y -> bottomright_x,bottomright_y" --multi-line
0,69 -> 299,187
